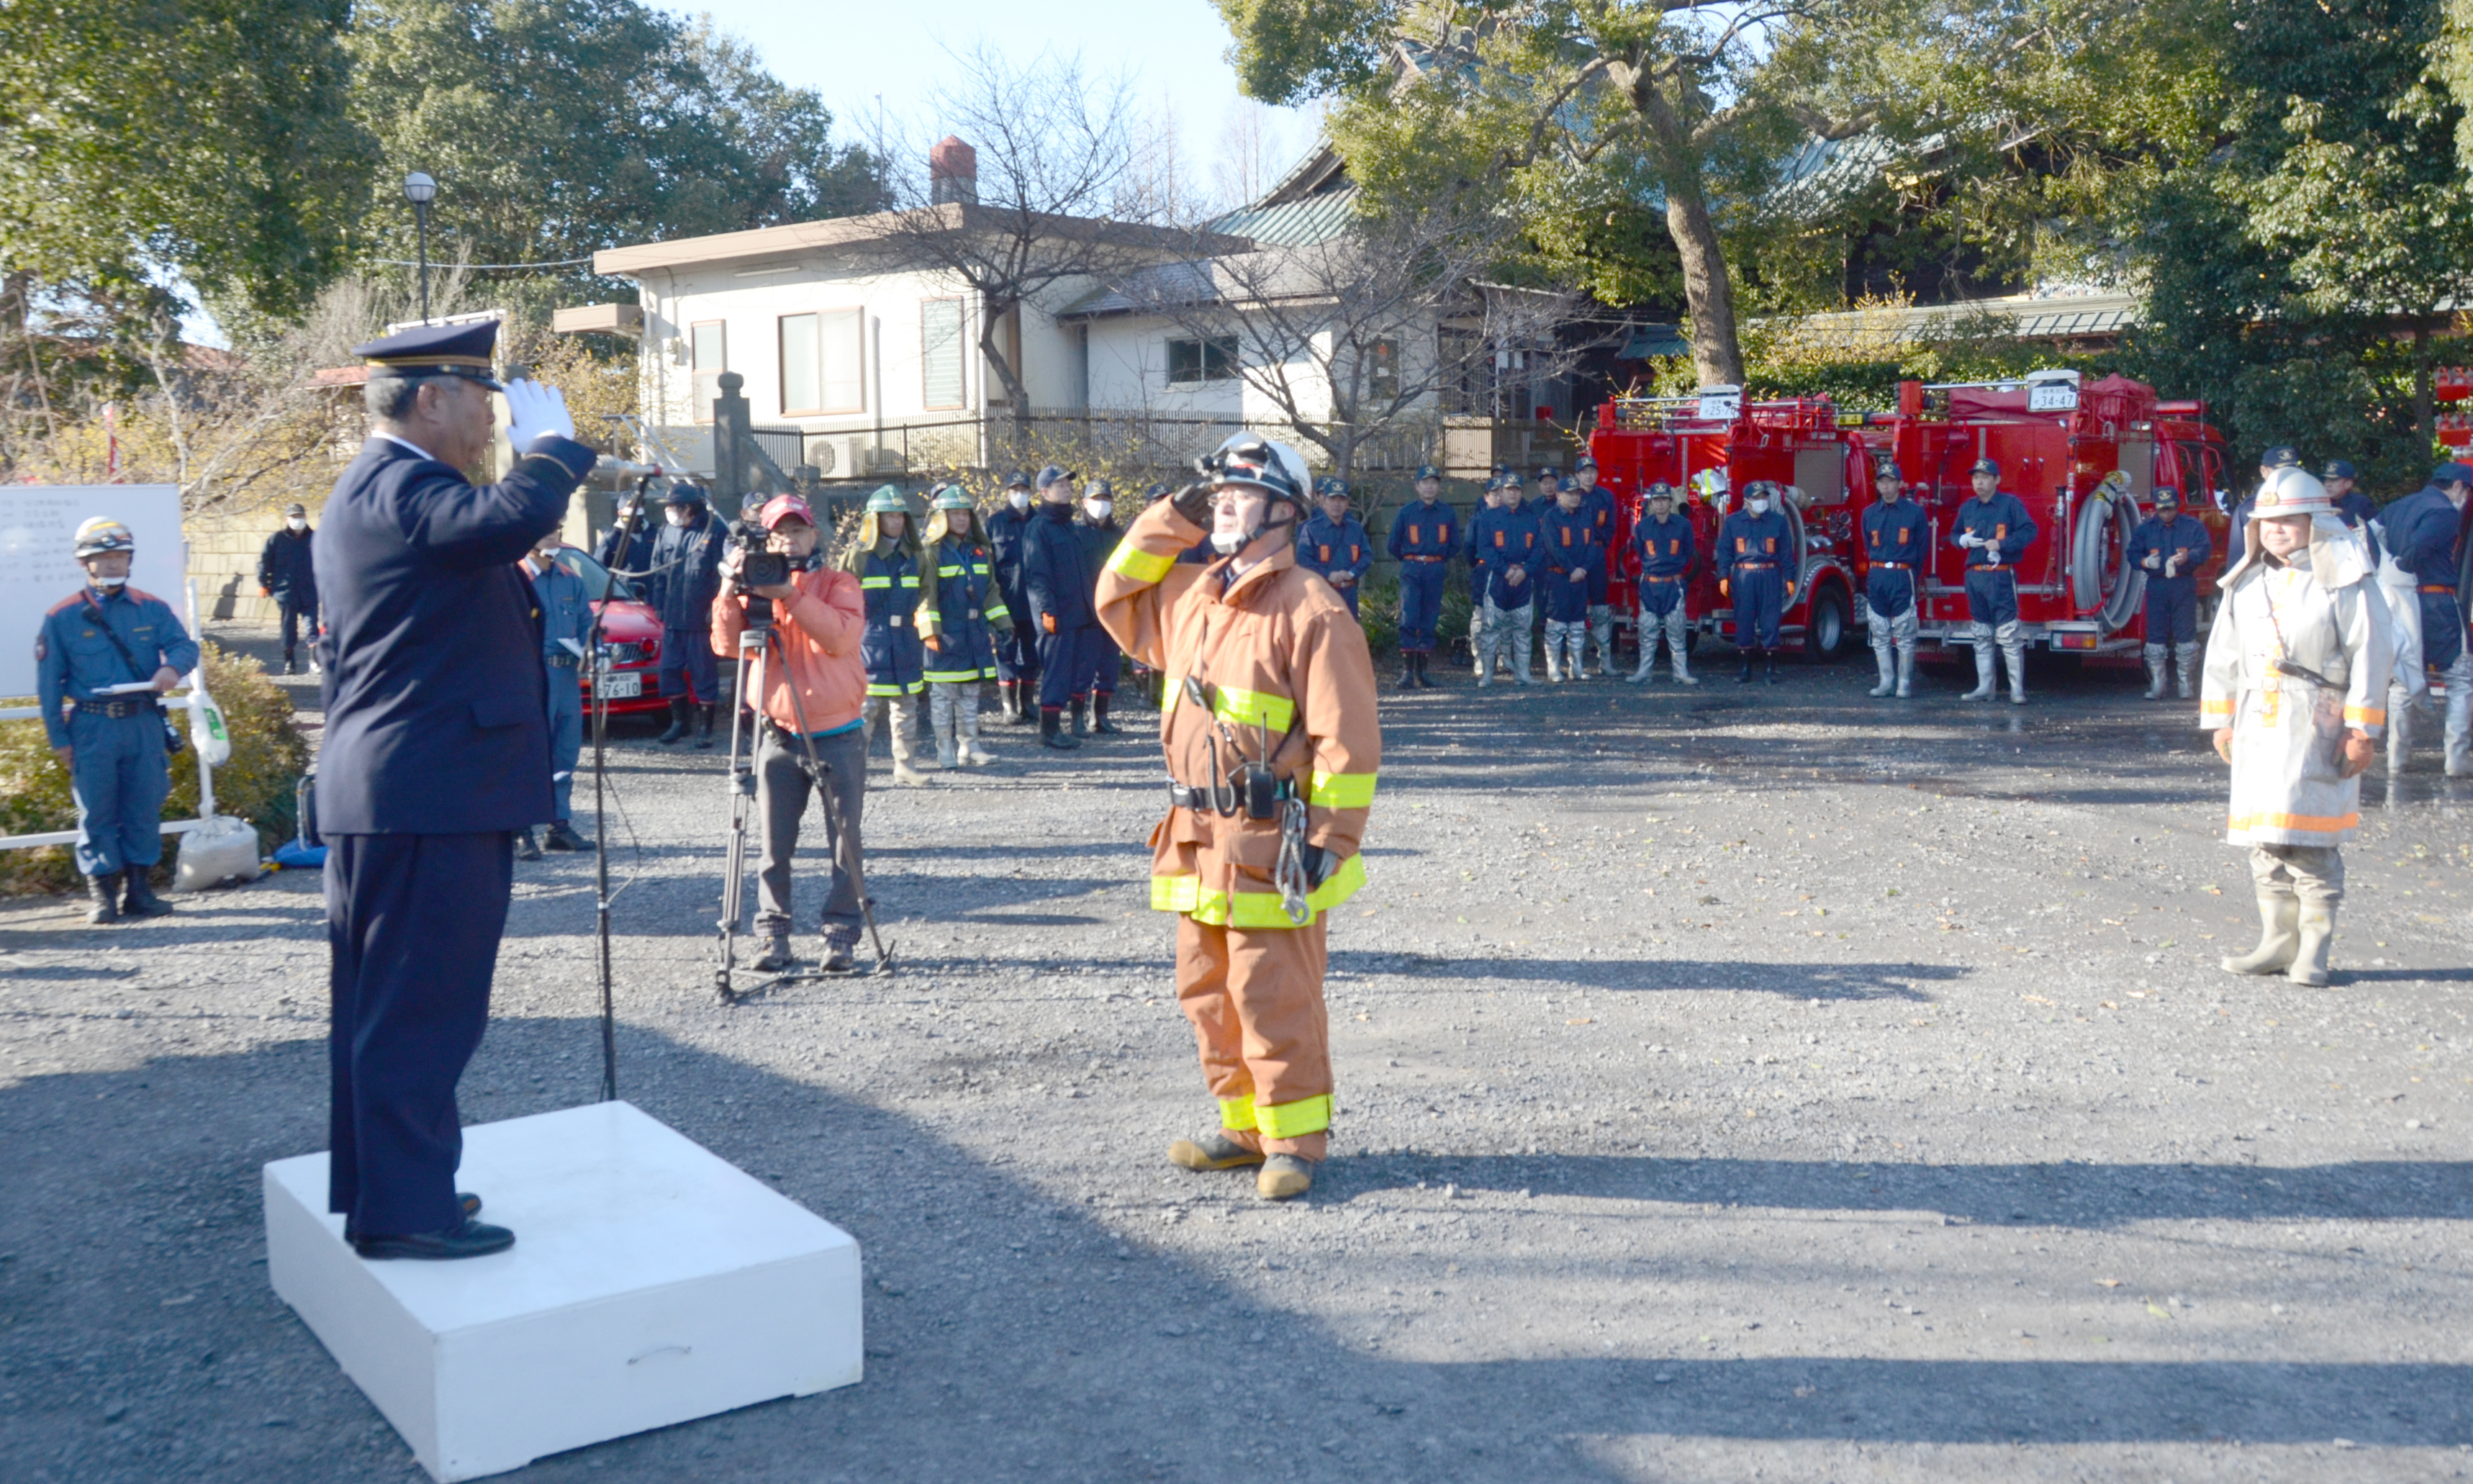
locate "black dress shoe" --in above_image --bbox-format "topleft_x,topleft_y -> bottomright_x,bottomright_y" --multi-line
353,1218 -> 515,1261
347,1193 -> 482,1244
542,820 -> 591,851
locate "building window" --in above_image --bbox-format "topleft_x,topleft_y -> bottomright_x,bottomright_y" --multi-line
1167,335 -> 1239,384
779,309 -> 866,415
691,321 -> 726,421
921,298 -> 965,410
1367,337 -> 1400,403
1438,329 -> 1487,416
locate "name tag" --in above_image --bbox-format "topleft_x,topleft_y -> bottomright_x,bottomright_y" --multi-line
889,615 -> 905,628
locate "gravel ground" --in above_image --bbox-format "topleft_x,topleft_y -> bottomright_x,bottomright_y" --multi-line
5,625 -> 2470,1483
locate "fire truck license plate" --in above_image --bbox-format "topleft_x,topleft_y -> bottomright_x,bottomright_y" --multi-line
597,671 -> 643,699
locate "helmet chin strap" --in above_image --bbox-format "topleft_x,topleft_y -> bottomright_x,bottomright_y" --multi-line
1212,503 -> 1299,557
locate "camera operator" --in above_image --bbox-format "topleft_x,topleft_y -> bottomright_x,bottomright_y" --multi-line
711,494 -> 869,973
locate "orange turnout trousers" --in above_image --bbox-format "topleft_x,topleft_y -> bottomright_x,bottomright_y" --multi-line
1096,499 -> 1382,1161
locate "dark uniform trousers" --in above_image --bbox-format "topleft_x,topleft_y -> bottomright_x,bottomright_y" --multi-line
1397,561 -> 1447,651
1040,625 -> 1112,710
1732,566 -> 1785,649
658,624 -> 718,705
1965,566 -> 2021,628
279,592 -> 317,664
326,831 -> 513,1237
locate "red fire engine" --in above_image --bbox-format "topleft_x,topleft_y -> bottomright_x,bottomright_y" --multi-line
1588,370 -> 2233,661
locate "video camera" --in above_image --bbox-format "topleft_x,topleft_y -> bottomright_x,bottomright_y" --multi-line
740,548 -> 791,592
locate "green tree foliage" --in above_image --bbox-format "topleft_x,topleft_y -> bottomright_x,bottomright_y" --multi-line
0,0 -> 370,320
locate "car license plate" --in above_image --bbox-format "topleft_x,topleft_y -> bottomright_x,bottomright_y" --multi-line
596,671 -> 643,699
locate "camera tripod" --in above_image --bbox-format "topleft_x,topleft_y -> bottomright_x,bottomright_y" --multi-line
714,609 -> 893,1005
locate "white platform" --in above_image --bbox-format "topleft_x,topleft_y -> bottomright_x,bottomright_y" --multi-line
264,1100 -> 862,1481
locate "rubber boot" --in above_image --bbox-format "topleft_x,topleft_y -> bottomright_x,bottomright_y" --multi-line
1672,635 -> 1697,686
2446,685 -> 2472,777
1737,651 -> 1755,684
2175,642 -> 2202,701
1766,653 -> 1781,685
121,866 -> 173,917
2221,895 -> 2300,976
1070,695 -> 1090,738
1257,1154 -> 1314,1200
958,689 -> 995,766
1419,652 -> 1439,688
694,703 -> 716,749
1092,693 -> 1120,735
2288,900 -> 2337,987
658,697 -> 690,743
935,730 -> 959,770
888,736 -> 927,787
1396,657 -> 1417,692
85,874 -> 121,926
1894,648 -> 1914,699
1963,645 -> 1998,700
1867,646 -> 1896,697
2143,644 -> 2169,700
2002,644 -> 2028,705
1511,625 -> 1535,685
1039,707 -> 1077,750
997,681 -> 1021,725
1475,637 -> 1494,689
1543,643 -> 1563,683
2389,686 -> 2415,774
1627,651 -> 1653,683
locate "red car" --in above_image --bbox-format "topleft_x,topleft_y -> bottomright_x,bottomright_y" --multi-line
544,544 -> 669,717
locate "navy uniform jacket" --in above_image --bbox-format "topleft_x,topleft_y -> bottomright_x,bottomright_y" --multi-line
1536,503 -> 1600,622
316,435 -> 594,834
1022,506 -> 1096,629
594,518 -> 654,576
2384,485 -> 2465,589
1296,512 -> 1373,588
2125,512 -> 2211,585
923,536 -> 1008,682
258,528 -> 317,604
532,559 -> 596,664
646,511 -> 723,630
1718,508 -> 1794,579
1632,512 -> 1695,579
1468,502 -> 1542,607
987,504 -> 1036,615
1951,492 -> 2038,567
1076,517 -> 1124,605
2335,489 -> 2381,558
1578,485 -> 1617,548
36,586 -> 201,748
1387,499 -> 1460,561
1861,501 -> 1927,569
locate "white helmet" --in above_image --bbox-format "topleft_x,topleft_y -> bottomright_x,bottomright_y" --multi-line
1198,433 -> 1311,510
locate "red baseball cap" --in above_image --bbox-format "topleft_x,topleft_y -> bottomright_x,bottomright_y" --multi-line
759,494 -> 815,530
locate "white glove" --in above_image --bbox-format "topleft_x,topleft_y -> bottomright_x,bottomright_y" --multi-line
1958,533 -> 1982,548
2142,552 -> 2161,569
503,379 -> 576,446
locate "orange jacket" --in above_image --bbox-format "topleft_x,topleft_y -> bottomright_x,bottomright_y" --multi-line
710,566 -> 867,735
1095,501 -> 1382,928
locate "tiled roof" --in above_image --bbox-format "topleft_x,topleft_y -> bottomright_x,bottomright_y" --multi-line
1211,185 -> 1362,246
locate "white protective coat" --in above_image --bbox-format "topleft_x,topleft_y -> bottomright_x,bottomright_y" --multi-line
2200,517 -> 2395,849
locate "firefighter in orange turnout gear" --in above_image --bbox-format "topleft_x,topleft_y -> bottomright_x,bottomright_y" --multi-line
1095,435 -> 1383,1200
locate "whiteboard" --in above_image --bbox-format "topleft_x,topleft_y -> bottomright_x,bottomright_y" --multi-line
0,486 -> 187,699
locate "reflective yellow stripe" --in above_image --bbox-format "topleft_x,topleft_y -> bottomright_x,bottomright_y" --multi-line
1219,1095 -> 1257,1132
939,564 -> 964,576
1147,851 -> 1366,928
923,666 -> 983,683
1308,770 -> 1376,808
1107,542 -> 1177,585
1213,685 -> 1294,733
1255,1094 -> 1331,1139
865,681 -> 920,696
899,575 -> 918,587
860,576 -> 892,589
985,597 -> 1012,623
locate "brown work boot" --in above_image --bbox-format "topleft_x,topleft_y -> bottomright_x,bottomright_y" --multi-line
1256,1154 -> 1314,1200
1167,1131 -> 1264,1171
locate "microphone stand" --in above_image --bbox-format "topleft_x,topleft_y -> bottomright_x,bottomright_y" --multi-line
583,475 -> 655,1101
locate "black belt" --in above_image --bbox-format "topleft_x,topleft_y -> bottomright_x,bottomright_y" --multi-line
78,697 -> 157,720
1169,782 -> 1211,810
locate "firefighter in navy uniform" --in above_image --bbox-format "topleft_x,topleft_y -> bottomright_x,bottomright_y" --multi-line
1468,472 -> 1542,686
985,471 -> 1040,723
1718,480 -> 1794,684
840,485 -> 931,785
515,530 -> 596,859
37,517 -> 199,924
1022,465 -> 1100,748
646,481 -> 725,746
257,502 -> 319,674
317,320 -> 596,1259
1626,482 -> 1697,684
2324,460 -> 2381,553
1860,461 -> 1927,699
1950,457 -> 2040,705
2382,461 -> 2473,774
595,492 -> 654,576
1570,456 -> 1620,675
918,484 -> 1007,768
1385,464 -> 1457,688
2126,486 -> 2213,701
1296,477 -> 1373,617
1076,478 -> 1126,733
1537,474 -> 1600,680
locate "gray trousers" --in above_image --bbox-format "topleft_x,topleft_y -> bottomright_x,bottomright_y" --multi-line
756,723 -> 867,941
2249,843 -> 2343,908
1865,597 -> 1918,657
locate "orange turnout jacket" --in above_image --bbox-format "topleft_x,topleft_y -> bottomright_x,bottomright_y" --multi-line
1095,501 -> 1382,928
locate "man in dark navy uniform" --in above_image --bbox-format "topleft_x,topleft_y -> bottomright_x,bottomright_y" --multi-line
1022,465 -> 1097,748
1718,480 -> 1794,684
1296,477 -> 1373,617
257,502 -> 320,674
317,320 -> 596,1259
985,470 -> 1040,723
1626,482 -> 1697,684
1860,461 -> 1927,699
2125,486 -> 2212,700
37,517 -> 199,923
1569,456 -> 1619,676
1950,457 -> 2039,704
1385,464 -> 1457,688
594,491 -> 654,575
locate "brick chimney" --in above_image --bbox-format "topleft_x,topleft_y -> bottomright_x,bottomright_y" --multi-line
929,135 -> 978,206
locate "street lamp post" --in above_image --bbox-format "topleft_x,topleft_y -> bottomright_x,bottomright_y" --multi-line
402,171 -> 438,324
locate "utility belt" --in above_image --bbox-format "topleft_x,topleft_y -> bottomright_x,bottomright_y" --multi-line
2421,584 -> 2459,595
1968,561 -> 2015,575
1734,561 -> 1778,572
548,653 -> 580,669
1871,561 -> 1915,571
1402,554 -> 1450,564
1642,573 -> 1682,584
76,695 -> 159,720
1169,772 -> 1294,821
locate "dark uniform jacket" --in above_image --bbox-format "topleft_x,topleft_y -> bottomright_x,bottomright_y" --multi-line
1468,502 -> 1542,608
921,535 -> 1009,683
1023,505 -> 1097,630
1076,516 -> 1124,606
1951,492 -> 2038,567
2125,512 -> 2212,586
595,518 -> 654,577
258,528 -> 317,604
2385,485 -> 2466,589
1632,512 -> 1696,580
1296,512 -> 1372,587
316,435 -> 594,834
1536,503 -> 1600,622
1386,500 -> 1460,561
987,503 -> 1036,617
646,511 -> 724,630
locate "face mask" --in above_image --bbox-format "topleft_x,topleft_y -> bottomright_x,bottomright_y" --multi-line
90,574 -> 127,589
286,518 -> 307,532
1746,498 -> 1771,515
1085,498 -> 1112,521
667,510 -> 690,528
1008,490 -> 1029,511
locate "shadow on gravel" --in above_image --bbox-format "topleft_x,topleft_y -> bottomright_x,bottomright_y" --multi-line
1336,1152 -> 2473,1229
5,1021 -> 2465,1484
1339,951 -> 1956,1001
